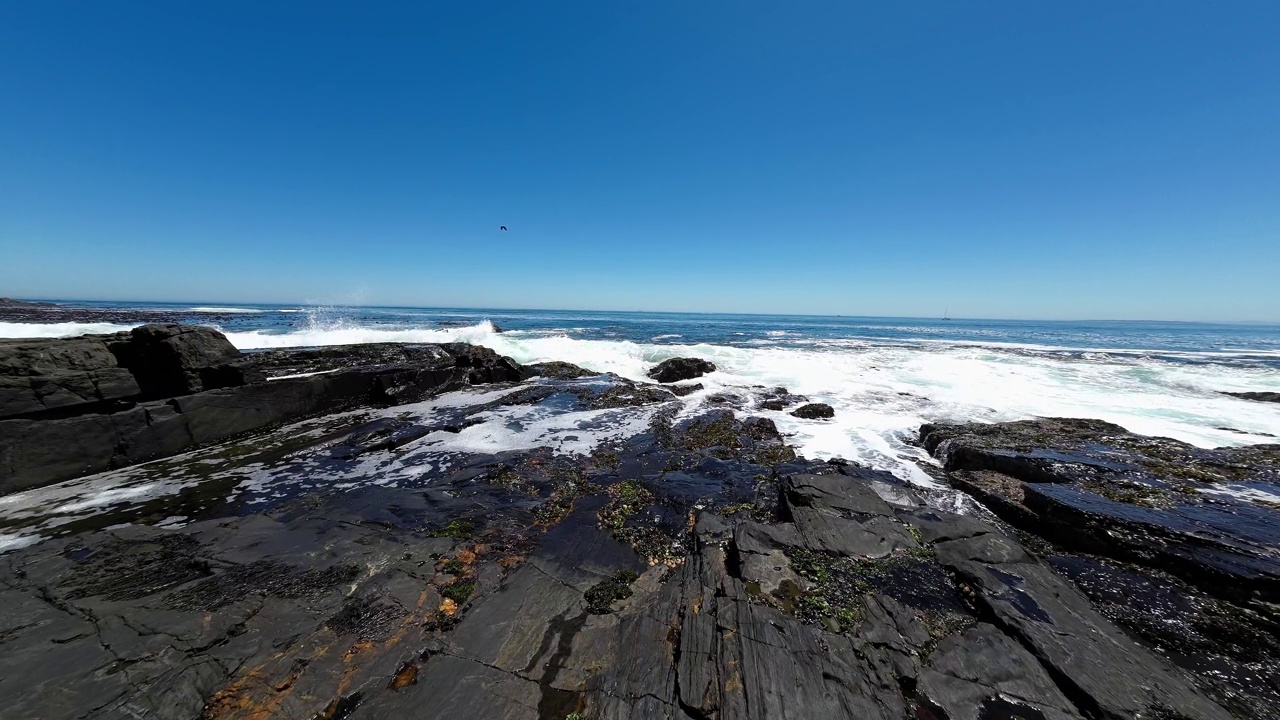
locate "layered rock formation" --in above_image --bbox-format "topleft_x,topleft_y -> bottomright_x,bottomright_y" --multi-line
0,332 -> 1271,719
0,326 -> 524,493
921,418 -> 1280,718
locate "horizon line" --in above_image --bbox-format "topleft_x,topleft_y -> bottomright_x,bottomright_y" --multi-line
9,296 -> 1280,327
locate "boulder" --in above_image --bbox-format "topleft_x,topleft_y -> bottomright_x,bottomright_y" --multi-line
646,357 -> 716,383
790,402 -> 835,419
108,324 -> 254,397
0,336 -> 143,419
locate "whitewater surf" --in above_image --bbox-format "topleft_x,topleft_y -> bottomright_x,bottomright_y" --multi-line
3,302 -> 1277,487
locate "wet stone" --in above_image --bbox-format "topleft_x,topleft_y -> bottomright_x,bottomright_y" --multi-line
0,346 -> 1245,720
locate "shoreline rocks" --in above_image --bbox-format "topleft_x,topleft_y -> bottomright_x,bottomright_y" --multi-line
0,330 -> 1272,719
0,297 -> 57,308
920,417 -> 1280,717
0,326 -> 525,493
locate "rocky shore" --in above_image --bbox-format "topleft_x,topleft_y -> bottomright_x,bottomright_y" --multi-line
0,298 -> 264,326
0,326 -> 1276,719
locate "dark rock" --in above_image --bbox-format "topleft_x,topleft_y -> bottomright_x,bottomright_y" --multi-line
936,532 -> 1231,720
668,382 -> 703,397
0,333 -> 529,494
0,335 -> 145,420
0,368 -> 140,419
524,361 -> 597,379
1224,391 -> 1280,403
0,367 -> 1241,720
919,418 -> 1280,610
756,386 -> 809,411
917,624 -> 1081,720
0,301 -> 217,325
0,297 -> 57,308
108,324 -> 248,397
583,569 -> 640,614
646,357 -> 716,383
923,417 -> 1280,715
790,402 -> 835,419
1047,551 -> 1280,719
705,391 -> 747,408
0,335 -> 121,376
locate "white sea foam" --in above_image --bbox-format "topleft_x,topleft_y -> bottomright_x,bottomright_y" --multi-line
5,314 -> 1277,498
220,318 -> 1280,484
266,368 -> 343,380
189,306 -> 266,313
0,321 -> 140,338
0,533 -> 37,553
224,320 -> 501,349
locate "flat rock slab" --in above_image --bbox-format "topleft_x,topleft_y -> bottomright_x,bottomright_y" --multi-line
922,417 -> 1280,718
0,373 -> 1242,719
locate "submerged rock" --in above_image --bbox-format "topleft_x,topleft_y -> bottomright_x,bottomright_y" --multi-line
1224,391 -> 1280,403
646,357 -> 716,383
667,382 -> 704,397
756,386 -> 808,411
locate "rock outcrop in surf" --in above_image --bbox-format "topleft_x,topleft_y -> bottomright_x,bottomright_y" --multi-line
791,402 -> 835,419
646,357 -> 716,383
1224,390 -> 1280,403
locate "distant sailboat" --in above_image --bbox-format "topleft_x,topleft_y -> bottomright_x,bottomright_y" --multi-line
942,307 -> 951,321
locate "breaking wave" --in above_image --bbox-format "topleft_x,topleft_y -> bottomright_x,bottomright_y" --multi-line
3,313 -> 1277,485
188,306 -> 266,314
223,319 -> 1280,484
0,321 -> 139,338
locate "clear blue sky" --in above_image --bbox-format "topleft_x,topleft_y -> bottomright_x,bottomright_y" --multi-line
2,2 -> 1277,321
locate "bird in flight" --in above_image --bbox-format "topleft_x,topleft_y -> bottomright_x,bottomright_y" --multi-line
500,226 -> 508,231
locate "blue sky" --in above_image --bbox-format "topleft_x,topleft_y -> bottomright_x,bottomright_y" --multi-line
1,2 -> 1277,321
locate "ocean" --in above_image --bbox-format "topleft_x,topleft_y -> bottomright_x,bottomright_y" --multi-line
3,301 -> 1279,485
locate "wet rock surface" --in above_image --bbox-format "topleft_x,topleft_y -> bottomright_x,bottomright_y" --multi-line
791,402 -> 835,419
0,333 -> 1260,720
1224,391 -> 1280,404
0,328 -> 525,493
646,357 -> 716,383
922,417 -> 1280,718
